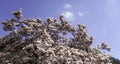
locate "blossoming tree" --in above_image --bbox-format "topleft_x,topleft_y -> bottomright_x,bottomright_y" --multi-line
0,9 -> 112,64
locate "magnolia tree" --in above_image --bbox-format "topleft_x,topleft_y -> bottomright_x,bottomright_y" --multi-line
0,9 -> 112,64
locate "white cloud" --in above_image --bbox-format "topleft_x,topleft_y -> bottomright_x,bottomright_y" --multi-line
59,3 -> 86,22
78,12 -> 84,17
61,11 -> 74,21
64,3 -> 72,9
59,3 -> 74,21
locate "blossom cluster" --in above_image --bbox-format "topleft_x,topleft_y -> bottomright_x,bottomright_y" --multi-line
0,9 -> 112,64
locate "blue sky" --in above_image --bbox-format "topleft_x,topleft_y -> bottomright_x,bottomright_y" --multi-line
0,0 -> 120,59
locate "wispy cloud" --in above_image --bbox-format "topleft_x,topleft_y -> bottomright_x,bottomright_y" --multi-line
60,3 -> 85,21
78,12 -> 84,17
60,3 -> 74,21
64,3 -> 72,9
61,11 -> 74,21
